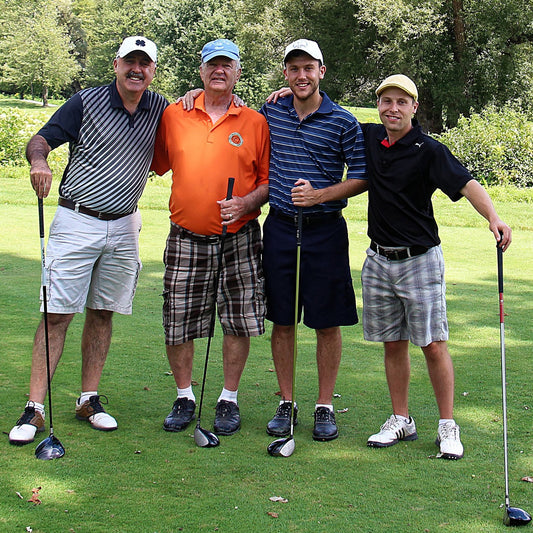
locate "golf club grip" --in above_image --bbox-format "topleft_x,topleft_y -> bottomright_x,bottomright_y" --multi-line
225,177 -> 235,201
497,239 -> 504,295
221,178 -> 235,237
296,207 -> 303,246
38,198 -> 45,239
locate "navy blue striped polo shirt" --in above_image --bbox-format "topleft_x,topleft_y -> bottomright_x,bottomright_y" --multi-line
38,81 -> 168,215
259,92 -> 366,215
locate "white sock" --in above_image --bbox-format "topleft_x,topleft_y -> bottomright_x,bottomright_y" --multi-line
79,391 -> 98,405
315,403 -> 333,412
177,386 -> 195,402
439,418 -> 454,426
218,388 -> 238,404
394,414 -> 410,423
280,399 -> 297,408
27,401 -> 45,415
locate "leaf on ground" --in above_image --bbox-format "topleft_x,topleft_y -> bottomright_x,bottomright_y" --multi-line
28,487 -> 42,505
336,408 -> 348,413
16,492 -> 23,499
269,496 -> 288,503
267,512 -> 279,518
521,476 -> 533,483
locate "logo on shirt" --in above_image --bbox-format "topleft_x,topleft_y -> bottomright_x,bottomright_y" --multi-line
228,132 -> 243,147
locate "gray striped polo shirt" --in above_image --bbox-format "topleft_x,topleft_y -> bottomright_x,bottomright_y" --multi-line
39,81 -> 168,214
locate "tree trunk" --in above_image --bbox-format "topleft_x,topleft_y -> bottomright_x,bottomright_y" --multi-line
42,85 -> 49,107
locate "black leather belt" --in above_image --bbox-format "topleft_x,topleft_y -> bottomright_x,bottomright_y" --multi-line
370,241 -> 429,261
170,223 -> 221,243
269,207 -> 342,226
59,198 -> 136,221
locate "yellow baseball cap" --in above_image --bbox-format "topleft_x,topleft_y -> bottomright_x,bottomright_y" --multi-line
376,74 -> 418,102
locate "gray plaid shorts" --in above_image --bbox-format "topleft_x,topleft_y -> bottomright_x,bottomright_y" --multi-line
361,244 -> 449,346
163,220 -> 265,345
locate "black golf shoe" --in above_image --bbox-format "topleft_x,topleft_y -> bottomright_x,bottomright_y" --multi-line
266,401 -> 298,437
312,406 -> 338,441
163,398 -> 196,432
213,400 -> 240,435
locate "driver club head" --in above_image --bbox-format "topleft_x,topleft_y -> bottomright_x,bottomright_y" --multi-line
267,436 -> 295,457
504,506 -> 532,527
35,435 -> 65,460
194,425 -> 220,448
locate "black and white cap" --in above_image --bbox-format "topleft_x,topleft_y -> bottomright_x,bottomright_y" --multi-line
116,36 -> 157,63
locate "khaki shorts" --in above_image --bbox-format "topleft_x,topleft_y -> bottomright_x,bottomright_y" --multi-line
42,206 -> 142,315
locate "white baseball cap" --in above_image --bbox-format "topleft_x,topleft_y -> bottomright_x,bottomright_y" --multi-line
116,36 -> 157,63
283,39 -> 323,64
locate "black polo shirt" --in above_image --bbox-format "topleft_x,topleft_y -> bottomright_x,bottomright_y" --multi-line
361,120 -> 473,248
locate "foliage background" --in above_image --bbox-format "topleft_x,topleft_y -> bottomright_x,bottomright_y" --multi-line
1,0 -> 533,131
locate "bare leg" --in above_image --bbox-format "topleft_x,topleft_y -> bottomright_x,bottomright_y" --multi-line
29,313 -> 74,404
421,340 -> 455,419
222,335 -> 250,391
80,308 -> 113,392
316,326 -> 342,404
271,324 -> 295,400
166,340 -> 195,388
384,340 -> 411,417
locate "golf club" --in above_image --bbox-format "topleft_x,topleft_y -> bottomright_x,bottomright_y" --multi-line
498,242 -> 531,526
35,198 -> 65,460
267,207 -> 302,458
194,177 -> 235,448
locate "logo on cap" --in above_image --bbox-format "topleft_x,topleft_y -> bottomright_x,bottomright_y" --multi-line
136,39 -> 146,47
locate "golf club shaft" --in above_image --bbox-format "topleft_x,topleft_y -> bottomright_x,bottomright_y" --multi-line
38,198 -> 55,436
497,244 -> 511,507
196,177 -> 235,424
290,208 -> 303,436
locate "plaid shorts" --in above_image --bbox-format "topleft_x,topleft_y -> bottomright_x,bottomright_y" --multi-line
361,244 -> 449,346
163,220 -> 265,345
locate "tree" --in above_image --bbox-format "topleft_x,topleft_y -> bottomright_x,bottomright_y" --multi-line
0,0 -> 80,105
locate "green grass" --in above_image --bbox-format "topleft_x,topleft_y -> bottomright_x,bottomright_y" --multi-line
0,171 -> 532,532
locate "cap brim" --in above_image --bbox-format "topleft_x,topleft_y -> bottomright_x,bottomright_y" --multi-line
202,52 -> 240,63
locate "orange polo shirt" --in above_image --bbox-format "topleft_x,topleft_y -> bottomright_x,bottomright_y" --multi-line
151,93 -> 270,235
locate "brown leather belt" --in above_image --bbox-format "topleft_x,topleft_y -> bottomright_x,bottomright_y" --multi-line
58,198 -> 136,221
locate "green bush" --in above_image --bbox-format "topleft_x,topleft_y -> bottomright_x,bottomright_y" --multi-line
0,107 -> 67,171
437,104 -> 533,188
0,109 -> 41,165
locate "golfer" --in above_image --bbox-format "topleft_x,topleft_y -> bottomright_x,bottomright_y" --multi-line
362,74 -> 512,459
260,40 -> 367,442
9,37 -> 168,445
151,39 -> 269,437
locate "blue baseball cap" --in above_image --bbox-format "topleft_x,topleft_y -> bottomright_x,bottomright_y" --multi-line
201,39 -> 240,63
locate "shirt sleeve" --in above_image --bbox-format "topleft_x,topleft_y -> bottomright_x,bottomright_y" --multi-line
255,113 -> 270,187
344,119 -> 367,181
429,141 -> 472,201
37,93 -> 83,150
150,107 -> 171,175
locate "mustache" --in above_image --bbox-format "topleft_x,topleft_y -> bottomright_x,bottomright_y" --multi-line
126,72 -> 145,80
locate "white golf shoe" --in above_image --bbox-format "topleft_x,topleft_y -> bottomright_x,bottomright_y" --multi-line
367,414 -> 418,447
75,395 -> 117,431
9,404 -> 45,445
436,421 -> 464,459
